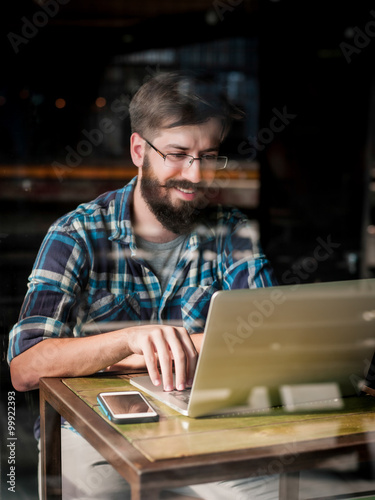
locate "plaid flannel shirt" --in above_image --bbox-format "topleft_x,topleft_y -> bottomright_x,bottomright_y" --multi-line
8,176 -> 277,364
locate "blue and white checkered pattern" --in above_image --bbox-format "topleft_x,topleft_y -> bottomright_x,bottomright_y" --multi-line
8,177 -> 277,363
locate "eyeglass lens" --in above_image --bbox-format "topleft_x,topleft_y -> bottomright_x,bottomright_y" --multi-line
164,154 -> 227,170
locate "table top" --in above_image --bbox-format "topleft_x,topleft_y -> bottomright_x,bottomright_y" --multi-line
62,374 -> 375,461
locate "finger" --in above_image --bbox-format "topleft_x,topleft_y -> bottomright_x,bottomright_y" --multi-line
141,339 -> 162,387
151,331 -> 174,391
165,327 -> 198,390
156,326 -> 189,391
167,332 -> 187,391
176,328 -> 198,386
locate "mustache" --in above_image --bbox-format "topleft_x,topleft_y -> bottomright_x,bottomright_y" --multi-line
160,179 -> 205,190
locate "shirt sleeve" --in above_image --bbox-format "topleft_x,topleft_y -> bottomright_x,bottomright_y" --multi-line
7,224 -> 88,364
218,210 -> 278,290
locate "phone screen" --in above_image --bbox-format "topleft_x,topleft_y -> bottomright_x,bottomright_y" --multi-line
102,393 -> 153,415
97,391 -> 159,423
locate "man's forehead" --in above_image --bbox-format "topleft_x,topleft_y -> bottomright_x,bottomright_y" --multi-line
153,118 -> 223,141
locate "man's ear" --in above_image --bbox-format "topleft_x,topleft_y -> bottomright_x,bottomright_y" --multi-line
130,133 -> 145,168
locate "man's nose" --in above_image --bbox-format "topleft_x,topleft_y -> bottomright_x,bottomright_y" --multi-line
182,158 -> 202,184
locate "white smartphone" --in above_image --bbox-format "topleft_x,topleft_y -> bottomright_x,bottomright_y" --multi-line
97,391 -> 159,424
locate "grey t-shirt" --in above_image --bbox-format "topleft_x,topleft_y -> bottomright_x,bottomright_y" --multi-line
135,234 -> 188,293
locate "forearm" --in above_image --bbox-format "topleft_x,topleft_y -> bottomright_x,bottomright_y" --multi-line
10,327 -> 202,393
10,329 -> 132,392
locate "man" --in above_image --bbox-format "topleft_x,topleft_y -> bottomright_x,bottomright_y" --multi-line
8,72 -> 278,499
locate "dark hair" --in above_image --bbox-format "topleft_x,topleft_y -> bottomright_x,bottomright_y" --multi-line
129,72 -> 243,141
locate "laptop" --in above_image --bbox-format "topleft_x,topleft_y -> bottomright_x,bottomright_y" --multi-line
130,279 -> 375,417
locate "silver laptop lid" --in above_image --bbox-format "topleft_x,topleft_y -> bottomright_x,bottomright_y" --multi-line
188,279 -> 375,417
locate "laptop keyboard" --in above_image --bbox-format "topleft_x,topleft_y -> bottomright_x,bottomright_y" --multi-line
168,388 -> 192,404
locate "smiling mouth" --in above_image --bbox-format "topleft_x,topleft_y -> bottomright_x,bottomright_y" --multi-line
176,187 -> 196,194
161,180 -> 203,196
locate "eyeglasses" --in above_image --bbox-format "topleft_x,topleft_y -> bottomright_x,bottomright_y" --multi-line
144,138 -> 228,171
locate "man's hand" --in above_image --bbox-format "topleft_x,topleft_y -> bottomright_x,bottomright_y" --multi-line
126,325 -> 198,391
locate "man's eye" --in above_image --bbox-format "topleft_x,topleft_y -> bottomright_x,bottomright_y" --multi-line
168,154 -> 188,160
201,155 -> 218,160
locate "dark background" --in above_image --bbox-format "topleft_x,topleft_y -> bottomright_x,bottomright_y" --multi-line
1,1 -> 375,498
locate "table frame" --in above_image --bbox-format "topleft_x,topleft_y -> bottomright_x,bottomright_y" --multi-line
39,377 -> 375,500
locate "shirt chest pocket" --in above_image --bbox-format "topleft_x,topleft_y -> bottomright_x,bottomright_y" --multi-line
82,290 -> 142,325
181,281 -> 220,334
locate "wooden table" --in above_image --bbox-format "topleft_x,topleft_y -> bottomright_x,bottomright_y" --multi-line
39,375 -> 375,500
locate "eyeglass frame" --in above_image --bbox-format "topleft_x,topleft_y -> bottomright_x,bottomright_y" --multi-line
143,138 -> 228,170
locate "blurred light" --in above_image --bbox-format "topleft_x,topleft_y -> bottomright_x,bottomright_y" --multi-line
271,343 -> 281,350
31,94 -> 44,106
0,96 -> 6,106
363,311 -> 375,322
55,98 -> 66,109
22,179 -> 32,192
205,9 -> 219,26
95,97 -> 107,108
344,27 -> 355,39
19,89 -> 29,99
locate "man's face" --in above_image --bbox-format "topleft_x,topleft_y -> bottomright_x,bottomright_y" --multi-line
139,118 -> 222,235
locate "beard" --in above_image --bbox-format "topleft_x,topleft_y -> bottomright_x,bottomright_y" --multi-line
139,155 -> 205,235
